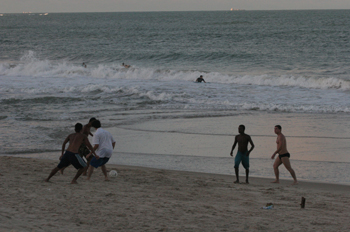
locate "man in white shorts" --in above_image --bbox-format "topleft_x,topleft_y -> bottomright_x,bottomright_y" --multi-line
87,120 -> 116,181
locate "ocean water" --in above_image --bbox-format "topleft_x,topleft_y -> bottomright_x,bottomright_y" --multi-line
1,10 -> 350,184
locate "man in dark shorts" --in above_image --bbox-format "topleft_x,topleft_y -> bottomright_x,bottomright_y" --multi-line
230,125 -> 255,184
271,125 -> 298,185
87,120 -> 116,181
45,123 -> 98,184
59,117 -> 96,175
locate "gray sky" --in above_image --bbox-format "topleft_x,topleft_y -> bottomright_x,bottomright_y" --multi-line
1,0 -> 350,13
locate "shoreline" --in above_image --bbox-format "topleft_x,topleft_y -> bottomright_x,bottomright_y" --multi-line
5,152 -> 350,186
1,156 -> 350,231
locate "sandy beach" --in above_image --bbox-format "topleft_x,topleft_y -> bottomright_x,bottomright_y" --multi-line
1,156 -> 349,232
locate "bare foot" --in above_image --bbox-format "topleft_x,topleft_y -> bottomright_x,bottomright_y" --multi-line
292,181 -> 298,185
44,179 -> 50,182
246,180 -> 249,184
71,180 -> 78,184
234,180 -> 239,184
271,180 -> 279,184
104,178 -> 110,182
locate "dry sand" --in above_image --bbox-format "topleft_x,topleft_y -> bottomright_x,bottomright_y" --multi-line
1,156 -> 349,232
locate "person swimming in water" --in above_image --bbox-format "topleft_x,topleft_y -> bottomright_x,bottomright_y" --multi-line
195,75 -> 206,83
122,63 -> 131,68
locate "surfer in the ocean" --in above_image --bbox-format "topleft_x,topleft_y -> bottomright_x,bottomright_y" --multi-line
195,75 -> 206,83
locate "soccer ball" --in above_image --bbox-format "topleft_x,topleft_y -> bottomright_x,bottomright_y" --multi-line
109,170 -> 118,177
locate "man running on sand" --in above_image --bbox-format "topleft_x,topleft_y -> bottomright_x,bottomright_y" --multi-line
45,123 -> 98,184
60,117 -> 96,175
230,125 -> 255,184
271,125 -> 298,185
87,120 -> 116,181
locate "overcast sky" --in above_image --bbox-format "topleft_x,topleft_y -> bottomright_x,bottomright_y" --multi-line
1,0 -> 350,13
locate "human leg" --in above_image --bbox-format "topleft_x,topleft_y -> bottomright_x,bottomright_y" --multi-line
281,157 -> 298,184
101,165 -> 109,181
45,167 -> 61,182
272,157 -> 282,183
234,153 -> 242,183
83,156 -> 92,176
241,153 -> 250,184
59,167 -> 66,175
245,169 -> 249,184
234,167 -> 239,183
87,165 -> 94,180
71,168 -> 85,184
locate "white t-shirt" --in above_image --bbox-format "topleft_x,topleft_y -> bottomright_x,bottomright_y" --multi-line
92,128 -> 116,158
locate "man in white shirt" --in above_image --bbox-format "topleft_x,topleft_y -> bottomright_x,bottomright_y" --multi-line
87,120 -> 116,181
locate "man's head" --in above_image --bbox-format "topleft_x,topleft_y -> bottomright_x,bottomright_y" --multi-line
75,123 -> 83,133
274,125 -> 282,134
88,117 -> 96,124
238,124 -> 245,134
91,120 -> 101,129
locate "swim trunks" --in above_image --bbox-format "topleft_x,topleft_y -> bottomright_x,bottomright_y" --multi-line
278,153 -> 290,159
234,151 -> 249,169
57,151 -> 87,170
90,157 -> 110,168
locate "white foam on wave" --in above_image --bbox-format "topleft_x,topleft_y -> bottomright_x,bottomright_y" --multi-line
1,50 -> 350,91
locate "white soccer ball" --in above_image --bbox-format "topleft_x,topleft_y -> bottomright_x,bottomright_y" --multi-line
109,170 -> 118,177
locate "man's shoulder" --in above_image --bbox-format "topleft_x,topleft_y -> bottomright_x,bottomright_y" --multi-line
68,132 -> 85,139
237,133 -> 251,138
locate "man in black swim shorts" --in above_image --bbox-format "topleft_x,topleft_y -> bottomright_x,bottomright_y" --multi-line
271,125 -> 298,185
45,123 -> 97,184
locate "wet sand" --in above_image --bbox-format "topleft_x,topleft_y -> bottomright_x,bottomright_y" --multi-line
1,156 -> 349,231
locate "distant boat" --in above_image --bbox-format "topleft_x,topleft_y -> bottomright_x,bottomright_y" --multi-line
230,8 -> 245,11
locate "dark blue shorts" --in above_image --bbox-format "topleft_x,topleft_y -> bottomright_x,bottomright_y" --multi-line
90,157 -> 110,168
57,151 -> 87,170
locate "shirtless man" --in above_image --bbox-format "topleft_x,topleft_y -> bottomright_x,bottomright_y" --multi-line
59,117 -> 96,175
230,125 -> 255,184
45,123 -> 98,184
271,125 -> 298,185
80,117 -> 96,175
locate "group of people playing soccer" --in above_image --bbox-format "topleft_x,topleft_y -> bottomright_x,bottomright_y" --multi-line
45,118 -> 116,184
45,117 -> 297,185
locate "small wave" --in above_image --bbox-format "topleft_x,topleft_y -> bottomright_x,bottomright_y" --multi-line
1,50 -> 350,91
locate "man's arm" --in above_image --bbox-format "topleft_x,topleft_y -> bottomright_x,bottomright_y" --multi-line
271,135 -> 282,159
84,136 -> 98,159
230,136 -> 238,156
61,135 -> 70,158
247,136 -> 255,156
112,142 -> 116,149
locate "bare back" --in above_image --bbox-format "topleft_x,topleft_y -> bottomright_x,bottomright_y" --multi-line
82,124 -> 91,136
66,133 -> 89,153
276,133 -> 288,154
